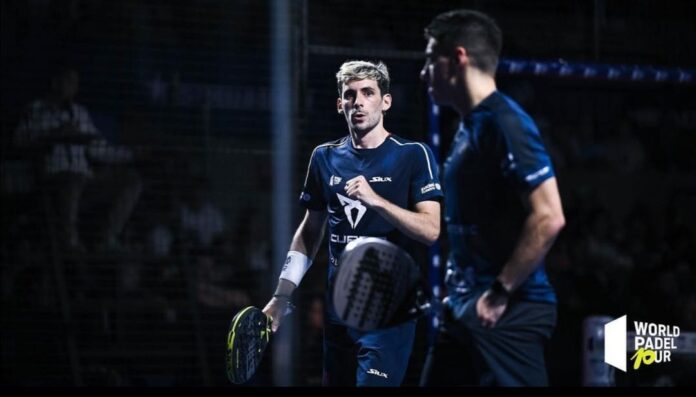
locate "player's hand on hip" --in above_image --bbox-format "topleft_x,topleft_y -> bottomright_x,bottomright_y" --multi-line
476,289 -> 508,328
262,297 -> 291,333
344,175 -> 382,208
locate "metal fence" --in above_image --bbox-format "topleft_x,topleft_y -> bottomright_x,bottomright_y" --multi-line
1,0 -> 695,387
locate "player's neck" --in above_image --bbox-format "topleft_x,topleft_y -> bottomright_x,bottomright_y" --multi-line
457,68 -> 496,116
468,72 -> 496,108
350,126 -> 389,149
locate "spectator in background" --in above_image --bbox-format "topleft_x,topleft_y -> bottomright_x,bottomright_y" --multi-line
177,176 -> 225,251
14,67 -> 142,252
174,176 -> 250,308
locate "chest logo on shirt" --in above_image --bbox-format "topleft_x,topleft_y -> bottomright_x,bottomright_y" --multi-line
329,175 -> 342,186
369,176 -> 392,183
336,193 -> 366,229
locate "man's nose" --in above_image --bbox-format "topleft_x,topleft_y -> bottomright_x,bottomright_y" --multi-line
353,94 -> 364,108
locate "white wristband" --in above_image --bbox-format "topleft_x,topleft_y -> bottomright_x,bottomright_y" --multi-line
279,251 -> 313,287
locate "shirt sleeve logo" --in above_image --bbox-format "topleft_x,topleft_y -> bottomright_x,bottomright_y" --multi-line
420,182 -> 442,194
524,166 -> 550,182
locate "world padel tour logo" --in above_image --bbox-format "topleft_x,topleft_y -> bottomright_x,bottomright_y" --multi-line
604,315 -> 680,371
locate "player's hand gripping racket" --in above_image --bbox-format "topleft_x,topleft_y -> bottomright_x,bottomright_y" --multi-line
333,237 -> 428,331
225,306 -> 272,384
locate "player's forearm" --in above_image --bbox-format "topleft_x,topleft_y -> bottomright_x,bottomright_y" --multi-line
371,198 -> 440,246
273,210 -> 327,294
498,211 -> 565,292
289,215 -> 326,260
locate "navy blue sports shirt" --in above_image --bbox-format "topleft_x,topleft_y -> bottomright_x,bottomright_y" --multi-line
300,134 -> 443,319
443,91 -> 557,303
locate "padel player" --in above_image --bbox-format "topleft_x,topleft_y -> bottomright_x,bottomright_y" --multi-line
263,60 -> 442,386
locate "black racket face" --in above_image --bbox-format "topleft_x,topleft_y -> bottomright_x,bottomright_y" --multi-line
333,237 -> 418,331
226,306 -> 271,384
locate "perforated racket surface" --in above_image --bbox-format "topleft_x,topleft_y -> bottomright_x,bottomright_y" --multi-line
333,237 -> 419,331
226,306 -> 271,384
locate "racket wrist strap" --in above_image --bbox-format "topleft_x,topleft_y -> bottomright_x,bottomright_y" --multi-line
278,250 -> 312,287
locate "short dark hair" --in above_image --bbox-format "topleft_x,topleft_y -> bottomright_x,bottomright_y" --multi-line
425,9 -> 502,75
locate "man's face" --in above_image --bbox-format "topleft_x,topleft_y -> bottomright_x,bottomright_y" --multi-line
337,78 -> 391,134
420,38 -> 454,106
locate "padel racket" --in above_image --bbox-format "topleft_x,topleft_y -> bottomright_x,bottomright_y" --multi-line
333,237 -> 423,331
225,306 -> 272,384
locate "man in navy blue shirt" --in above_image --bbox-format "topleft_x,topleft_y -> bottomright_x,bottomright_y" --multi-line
263,60 -> 443,386
418,10 -> 566,386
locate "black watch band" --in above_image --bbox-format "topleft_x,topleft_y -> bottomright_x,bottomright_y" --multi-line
490,279 -> 511,298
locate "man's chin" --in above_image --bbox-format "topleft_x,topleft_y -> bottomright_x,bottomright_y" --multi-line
351,127 -> 367,135
351,123 -> 372,133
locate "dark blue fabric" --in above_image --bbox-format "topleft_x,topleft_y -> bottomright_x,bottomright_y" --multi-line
420,293 -> 556,386
299,134 -> 441,386
443,91 -> 556,303
300,134 -> 443,318
323,320 -> 417,386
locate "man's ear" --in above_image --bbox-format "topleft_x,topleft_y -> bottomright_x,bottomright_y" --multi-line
337,97 -> 343,114
454,46 -> 469,67
381,93 -> 392,112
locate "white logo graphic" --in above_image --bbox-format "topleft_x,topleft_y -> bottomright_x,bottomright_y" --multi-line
524,166 -> 550,182
605,315 -> 680,372
367,368 -> 388,379
369,176 -> 392,183
605,315 -> 627,372
336,193 -> 366,229
330,234 -> 364,244
329,175 -> 342,186
420,182 -> 441,194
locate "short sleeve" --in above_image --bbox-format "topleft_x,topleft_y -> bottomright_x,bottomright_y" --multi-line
495,113 -> 555,192
410,142 -> 443,203
299,147 -> 327,211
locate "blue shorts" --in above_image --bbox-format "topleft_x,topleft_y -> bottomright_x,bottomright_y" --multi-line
322,320 -> 416,386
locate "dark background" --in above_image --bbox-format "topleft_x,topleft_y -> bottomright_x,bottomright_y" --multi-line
1,0 -> 695,387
